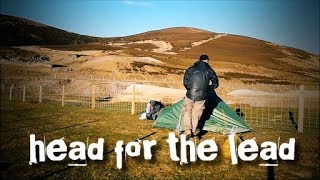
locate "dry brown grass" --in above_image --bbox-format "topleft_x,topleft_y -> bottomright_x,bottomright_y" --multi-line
180,35 -> 287,69
0,100 -> 319,179
125,43 -> 158,51
43,43 -> 122,52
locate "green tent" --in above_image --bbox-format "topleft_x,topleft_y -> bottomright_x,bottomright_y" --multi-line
153,92 -> 250,134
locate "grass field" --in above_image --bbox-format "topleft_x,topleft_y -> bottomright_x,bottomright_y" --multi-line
0,100 -> 319,179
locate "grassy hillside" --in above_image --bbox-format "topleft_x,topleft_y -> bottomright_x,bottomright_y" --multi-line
0,14 -> 102,45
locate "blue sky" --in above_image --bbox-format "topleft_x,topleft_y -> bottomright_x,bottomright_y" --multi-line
1,0 -> 319,54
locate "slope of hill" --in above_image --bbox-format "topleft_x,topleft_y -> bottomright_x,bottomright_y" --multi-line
120,27 -> 318,70
1,14 -> 319,85
0,14 -> 101,45
111,27 -> 319,83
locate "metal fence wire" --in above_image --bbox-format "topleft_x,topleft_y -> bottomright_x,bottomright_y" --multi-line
0,78 -> 319,133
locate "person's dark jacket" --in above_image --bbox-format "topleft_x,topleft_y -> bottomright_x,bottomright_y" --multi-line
183,61 -> 219,101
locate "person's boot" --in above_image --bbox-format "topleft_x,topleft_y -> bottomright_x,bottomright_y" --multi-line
184,130 -> 192,140
189,131 -> 200,142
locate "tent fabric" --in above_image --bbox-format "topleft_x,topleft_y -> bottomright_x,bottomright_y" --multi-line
153,92 -> 250,134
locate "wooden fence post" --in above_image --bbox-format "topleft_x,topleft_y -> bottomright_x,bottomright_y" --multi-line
131,85 -> 136,115
9,85 -> 13,101
62,85 -> 65,107
91,84 -> 96,109
39,85 -> 42,103
298,85 -> 304,132
1,84 -> 4,94
22,86 -> 26,102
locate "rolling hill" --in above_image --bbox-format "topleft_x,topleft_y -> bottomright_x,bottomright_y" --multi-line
0,14 -> 102,45
120,27 -> 318,71
1,14 -> 319,85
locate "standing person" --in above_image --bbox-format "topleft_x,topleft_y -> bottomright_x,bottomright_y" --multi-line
183,54 -> 219,140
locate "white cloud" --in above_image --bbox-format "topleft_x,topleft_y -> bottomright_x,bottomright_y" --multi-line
123,0 -> 151,6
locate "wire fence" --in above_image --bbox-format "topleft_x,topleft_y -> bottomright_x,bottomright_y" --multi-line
1,77 -> 319,133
